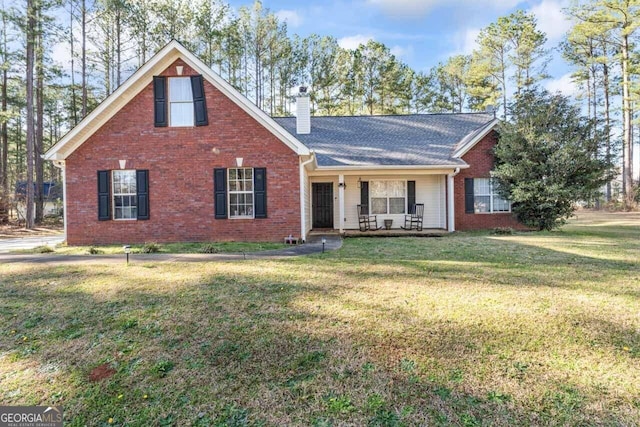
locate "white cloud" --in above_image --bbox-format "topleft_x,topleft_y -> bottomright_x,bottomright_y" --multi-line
390,44 -> 414,60
545,72 -> 578,96
445,27 -> 481,57
461,28 -> 481,55
530,0 -> 571,43
275,10 -> 303,28
338,34 -> 375,50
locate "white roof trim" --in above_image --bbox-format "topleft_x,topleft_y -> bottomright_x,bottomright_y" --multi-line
315,164 -> 469,171
45,40 -> 309,160
452,118 -> 499,159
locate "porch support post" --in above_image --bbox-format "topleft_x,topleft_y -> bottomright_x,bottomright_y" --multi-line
339,174 -> 345,233
447,173 -> 455,232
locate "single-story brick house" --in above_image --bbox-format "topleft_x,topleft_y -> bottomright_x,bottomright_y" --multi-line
44,40 -> 521,245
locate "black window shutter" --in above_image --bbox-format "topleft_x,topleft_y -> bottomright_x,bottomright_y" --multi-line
360,181 -> 369,214
191,75 -> 208,126
136,170 -> 150,220
407,181 -> 416,213
97,170 -> 111,221
214,168 -> 227,219
464,178 -> 475,214
254,167 -> 267,218
153,76 -> 167,127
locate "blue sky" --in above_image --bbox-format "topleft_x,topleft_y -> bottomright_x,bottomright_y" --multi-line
225,0 -> 575,95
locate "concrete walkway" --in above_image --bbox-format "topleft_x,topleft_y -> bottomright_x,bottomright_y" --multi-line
0,234 -> 342,265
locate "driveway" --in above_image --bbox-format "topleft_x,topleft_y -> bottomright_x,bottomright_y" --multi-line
0,234 -> 65,254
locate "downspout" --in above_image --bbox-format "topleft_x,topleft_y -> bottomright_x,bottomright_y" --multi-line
52,159 -> 67,243
447,167 -> 460,232
299,151 -> 315,242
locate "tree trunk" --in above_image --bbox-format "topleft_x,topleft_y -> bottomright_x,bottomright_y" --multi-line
25,0 -> 36,229
501,50 -> 507,118
81,0 -> 87,117
35,9 -> 44,223
621,32 -> 632,204
69,0 -> 77,125
602,43 -> 611,201
0,9 -> 9,223
116,5 -> 121,88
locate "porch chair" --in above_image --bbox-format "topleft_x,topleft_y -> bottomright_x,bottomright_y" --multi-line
402,203 -> 424,231
357,204 -> 380,231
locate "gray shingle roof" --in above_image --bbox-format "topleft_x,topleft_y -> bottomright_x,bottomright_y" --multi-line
273,113 -> 495,167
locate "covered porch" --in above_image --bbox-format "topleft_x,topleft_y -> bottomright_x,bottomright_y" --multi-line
308,228 -> 448,238
305,168 -> 459,236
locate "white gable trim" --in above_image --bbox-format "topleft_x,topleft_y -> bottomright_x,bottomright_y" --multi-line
44,40 -> 309,160
452,119 -> 499,159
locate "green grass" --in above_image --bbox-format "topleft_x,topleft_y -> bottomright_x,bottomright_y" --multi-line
1,211 -> 639,425
14,241 -> 287,255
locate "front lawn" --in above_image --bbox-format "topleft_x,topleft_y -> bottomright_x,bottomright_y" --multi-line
1,211 -> 638,425
15,241 -> 287,255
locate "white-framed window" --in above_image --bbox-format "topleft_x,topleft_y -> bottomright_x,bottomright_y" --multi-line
169,77 -> 194,127
228,168 -> 254,218
371,180 -> 406,215
112,170 -> 137,220
474,178 -> 511,213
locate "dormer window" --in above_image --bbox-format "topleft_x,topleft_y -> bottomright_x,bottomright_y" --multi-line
169,77 -> 194,126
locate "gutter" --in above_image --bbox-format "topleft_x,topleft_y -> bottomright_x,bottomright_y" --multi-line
299,152 -> 316,242
315,163 -> 470,171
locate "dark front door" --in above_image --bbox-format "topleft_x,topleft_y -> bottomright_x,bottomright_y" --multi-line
312,183 -> 334,228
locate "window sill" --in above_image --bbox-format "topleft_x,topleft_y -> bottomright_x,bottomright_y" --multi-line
473,211 -> 512,215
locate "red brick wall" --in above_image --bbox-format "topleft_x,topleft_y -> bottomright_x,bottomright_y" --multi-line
65,59 -> 301,245
454,130 -> 524,231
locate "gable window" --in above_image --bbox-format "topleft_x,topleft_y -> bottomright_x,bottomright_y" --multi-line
154,75 -> 208,128
473,178 -> 510,213
228,168 -> 254,218
370,180 -> 406,215
112,170 -> 138,219
169,77 -> 194,127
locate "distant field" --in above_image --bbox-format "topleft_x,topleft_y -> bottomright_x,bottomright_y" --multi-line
1,210 -> 638,426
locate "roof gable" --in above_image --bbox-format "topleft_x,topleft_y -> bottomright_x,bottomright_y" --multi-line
44,40 -> 309,161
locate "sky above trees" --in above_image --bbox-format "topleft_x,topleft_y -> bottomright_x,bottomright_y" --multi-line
221,0 -> 574,95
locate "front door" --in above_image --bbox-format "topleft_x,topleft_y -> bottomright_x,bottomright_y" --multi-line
312,183 -> 334,228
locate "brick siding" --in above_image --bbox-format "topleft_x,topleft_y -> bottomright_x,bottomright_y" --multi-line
453,130 -> 525,231
65,59 -> 301,245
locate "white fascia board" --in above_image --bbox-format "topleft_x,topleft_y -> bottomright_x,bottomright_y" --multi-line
45,40 -> 310,160
452,119 -> 500,159
316,164 -> 470,171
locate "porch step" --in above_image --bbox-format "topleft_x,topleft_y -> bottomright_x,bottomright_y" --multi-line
343,228 -> 447,238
